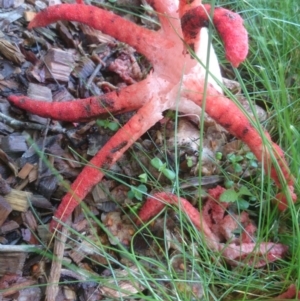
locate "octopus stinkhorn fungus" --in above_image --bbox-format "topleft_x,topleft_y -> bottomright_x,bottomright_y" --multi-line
7,0 -> 296,264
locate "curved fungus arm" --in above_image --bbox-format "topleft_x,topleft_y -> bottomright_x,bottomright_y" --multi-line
27,3 -> 171,65
181,76 -> 296,206
181,4 -> 248,67
137,191 -> 220,249
137,187 -> 288,267
50,98 -> 164,230
8,79 -> 153,122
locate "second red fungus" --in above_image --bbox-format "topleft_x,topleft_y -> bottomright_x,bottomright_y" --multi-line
138,186 -> 288,267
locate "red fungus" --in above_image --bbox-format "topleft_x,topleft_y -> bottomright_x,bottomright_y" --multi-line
180,4 -> 248,67
275,284 -> 300,299
138,186 -> 288,267
7,0 -> 296,264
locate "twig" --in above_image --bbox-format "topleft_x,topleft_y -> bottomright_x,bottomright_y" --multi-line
45,224 -> 69,301
0,244 -> 43,252
0,112 -> 66,133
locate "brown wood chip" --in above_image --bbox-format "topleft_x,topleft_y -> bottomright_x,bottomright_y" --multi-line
18,162 -> 35,179
0,196 -> 12,227
0,39 -> 25,65
4,189 -> 31,212
0,252 -> 27,276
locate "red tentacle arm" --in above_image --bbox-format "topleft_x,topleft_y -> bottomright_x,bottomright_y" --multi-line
8,78 -> 152,122
182,79 -> 296,204
137,192 -> 220,249
221,242 -> 288,266
138,187 -> 288,266
27,3 -> 173,67
181,4 -> 248,67
50,98 -> 164,230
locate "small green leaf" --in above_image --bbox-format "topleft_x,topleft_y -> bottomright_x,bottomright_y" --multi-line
151,157 -> 163,170
215,152 -> 223,160
227,153 -> 236,162
186,156 -> 193,167
127,184 -> 147,201
137,184 -> 147,194
225,180 -> 234,188
158,162 -> 167,172
250,161 -> 258,168
138,173 -> 148,183
135,191 -> 143,201
162,168 -> 176,180
220,189 -> 239,202
127,190 -> 135,199
233,163 -> 243,173
245,152 -> 255,160
97,119 -> 106,127
235,155 -> 244,162
108,122 -> 119,131
134,185 -> 147,201
237,199 -> 250,210
239,185 -> 252,196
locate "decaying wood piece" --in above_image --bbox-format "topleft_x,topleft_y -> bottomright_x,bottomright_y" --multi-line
0,0 -> 14,9
23,10 -> 37,22
80,23 -> 116,44
0,251 -> 27,276
45,223 -> 69,301
56,21 -> 77,48
43,48 -> 75,82
37,224 -> 52,243
62,286 -> 76,300
102,212 -> 135,246
0,219 -> 19,234
0,245 -> 43,252
30,194 -> 54,210
68,234 -> 102,264
0,38 -> 25,65
100,266 -> 145,298
22,210 -> 38,231
0,149 -> 18,176
27,83 -> 52,124
0,196 -> 12,227
17,162 -> 35,180
4,189 -> 31,212
11,286 -> 42,301
0,274 -> 37,297
1,134 -> 28,156
0,111 -> 66,133
72,56 -> 96,80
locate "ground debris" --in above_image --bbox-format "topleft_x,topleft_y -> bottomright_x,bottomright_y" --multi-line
0,252 -> 27,277
0,274 -> 38,297
0,38 -> 25,65
43,48 -> 75,82
0,195 -> 12,226
4,189 -> 31,212
99,266 -> 145,298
